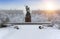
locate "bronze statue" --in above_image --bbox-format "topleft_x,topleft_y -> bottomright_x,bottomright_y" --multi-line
25,6 -> 31,22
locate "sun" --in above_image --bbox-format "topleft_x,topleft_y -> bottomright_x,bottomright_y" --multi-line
45,2 -> 55,10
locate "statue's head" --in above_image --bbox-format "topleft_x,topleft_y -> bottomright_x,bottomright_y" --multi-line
25,5 -> 30,12
26,5 -> 28,8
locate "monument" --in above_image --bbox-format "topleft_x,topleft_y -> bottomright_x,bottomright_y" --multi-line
25,6 -> 31,22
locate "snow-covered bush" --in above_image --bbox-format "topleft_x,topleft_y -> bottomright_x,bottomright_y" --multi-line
53,24 -> 60,29
39,26 -> 44,29
0,10 -> 24,23
31,12 -> 48,22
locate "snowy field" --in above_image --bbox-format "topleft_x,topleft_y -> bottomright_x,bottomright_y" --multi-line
0,25 -> 60,39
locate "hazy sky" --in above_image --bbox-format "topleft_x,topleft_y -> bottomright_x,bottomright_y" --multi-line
0,0 -> 60,10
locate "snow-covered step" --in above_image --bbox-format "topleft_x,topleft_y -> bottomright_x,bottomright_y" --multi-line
0,25 -> 60,39
0,27 -> 17,39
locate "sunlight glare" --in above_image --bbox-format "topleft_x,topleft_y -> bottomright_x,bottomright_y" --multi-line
45,2 -> 55,10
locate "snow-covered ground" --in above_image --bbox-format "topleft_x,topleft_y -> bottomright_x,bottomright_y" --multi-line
0,25 -> 60,39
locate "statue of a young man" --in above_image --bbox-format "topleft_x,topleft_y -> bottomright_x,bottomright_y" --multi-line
25,6 -> 31,22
